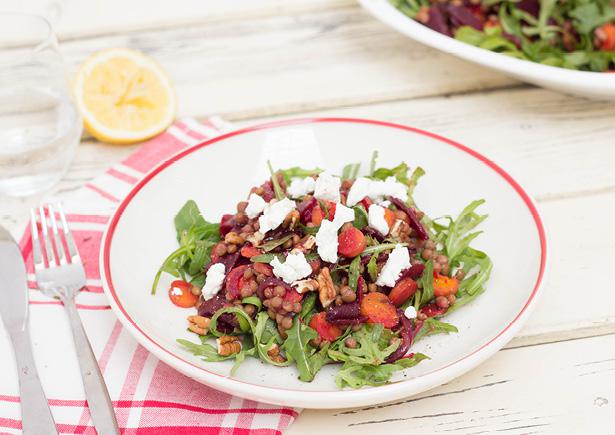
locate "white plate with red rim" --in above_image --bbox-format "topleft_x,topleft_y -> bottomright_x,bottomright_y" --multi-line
100,117 -> 547,409
359,0 -> 615,100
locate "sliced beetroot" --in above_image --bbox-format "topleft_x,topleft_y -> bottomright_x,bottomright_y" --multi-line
197,293 -> 229,317
503,32 -> 522,49
326,301 -> 367,326
396,263 -> 425,284
225,265 -> 249,299
259,180 -> 276,202
385,312 -> 423,363
362,226 -> 386,242
425,5 -> 451,37
221,252 -> 241,274
297,196 -> 317,224
447,5 -> 483,30
420,302 -> 448,318
388,197 -> 428,240
256,277 -> 292,300
357,276 -> 366,304
517,0 -> 539,17
220,214 -> 235,236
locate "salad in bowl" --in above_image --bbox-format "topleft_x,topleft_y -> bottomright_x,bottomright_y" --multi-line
152,153 -> 492,389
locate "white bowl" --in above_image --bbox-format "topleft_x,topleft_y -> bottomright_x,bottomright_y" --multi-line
100,118 -> 547,408
360,0 -> 615,100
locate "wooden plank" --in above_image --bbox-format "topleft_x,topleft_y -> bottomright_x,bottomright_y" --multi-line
55,6 -> 516,120
16,0 -> 354,39
246,86 -> 615,200
288,333 -> 615,433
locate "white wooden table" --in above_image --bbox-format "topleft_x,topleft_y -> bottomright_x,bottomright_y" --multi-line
3,1 -> 615,433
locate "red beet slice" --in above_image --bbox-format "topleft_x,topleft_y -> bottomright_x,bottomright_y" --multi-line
388,197 -> 428,240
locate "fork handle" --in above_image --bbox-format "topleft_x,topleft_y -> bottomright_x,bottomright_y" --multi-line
62,297 -> 120,434
8,328 -> 58,435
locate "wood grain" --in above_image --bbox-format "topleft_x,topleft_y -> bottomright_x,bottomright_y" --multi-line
54,6 -> 516,121
288,333 -> 615,434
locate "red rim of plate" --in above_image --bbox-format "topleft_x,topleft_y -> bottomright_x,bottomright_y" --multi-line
102,117 -> 547,395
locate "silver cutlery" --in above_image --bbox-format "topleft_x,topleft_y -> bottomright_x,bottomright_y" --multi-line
31,204 -> 120,435
0,225 -> 57,435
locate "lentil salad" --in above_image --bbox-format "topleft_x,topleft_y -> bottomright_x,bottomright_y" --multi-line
392,0 -> 615,72
152,153 -> 492,388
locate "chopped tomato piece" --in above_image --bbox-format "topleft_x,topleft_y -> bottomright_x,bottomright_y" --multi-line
420,302 -> 447,318
338,227 -> 366,257
240,245 -> 261,258
360,292 -> 399,328
311,201 -> 337,225
225,265 -> 249,299
253,262 -> 273,277
309,312 -> 342,341
388,278 -> 418,307
383,208 -> 396,229
359,196 -> 373,211
596,23 -> 615,51
169,280 -> 199,308
283,289 -> 303,303
433,273 -> 459,297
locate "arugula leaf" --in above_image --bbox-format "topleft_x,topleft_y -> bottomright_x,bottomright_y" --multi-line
242,296 -> 262,310
335,352 -> 429,388
417,260 -> 434,308
434,199 -> 487,264
260,234 -> 293,252
406,166 -> 425,206
570,2 -> 615,34
152,200 -> 220,294
352,205 -> 369,229
250,253 -> 284,263
369,150 -> 378,176
210,307 -> 252,336
341,162 -> 361,180
267,160 -> 285,200
328,324 -> 398,366
367,254 -> 378,282
300,292 -> 317,320
348,256 -> 362,291
362,242 -> 407,255
282,318 -> 324,382
414,318 -> 458,342
371,162 -> 409,183
447,247 -> 493,315
279,167 -> 322,184
174,200 -> 206,240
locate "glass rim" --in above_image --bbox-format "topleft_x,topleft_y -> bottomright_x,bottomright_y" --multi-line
0,12 -> 54,51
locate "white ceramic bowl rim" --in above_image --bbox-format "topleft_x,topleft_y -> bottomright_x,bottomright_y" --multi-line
100,117 -> 548,403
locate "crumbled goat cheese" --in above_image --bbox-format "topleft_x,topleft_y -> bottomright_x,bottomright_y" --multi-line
346,177 -> 408,206
346,177 -> 371,206
368,204 -> 390,236
314,172 -> 341,202
202,263 -> 226,300
245,193 -> 267,218
376,244 -> 410,287
287,177 -> 316,198
271,251 -> 313,284
258,198 -> 296,234
315,203 -> 355,263
404,305 -> 417,319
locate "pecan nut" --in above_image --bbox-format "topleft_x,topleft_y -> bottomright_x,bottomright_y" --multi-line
187,315 -> 211,335
217,335 -> 242,356
316,267 -> 336,308
293,278 -> 319,294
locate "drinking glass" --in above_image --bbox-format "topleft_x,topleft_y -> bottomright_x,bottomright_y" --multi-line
0,13 -> 82,197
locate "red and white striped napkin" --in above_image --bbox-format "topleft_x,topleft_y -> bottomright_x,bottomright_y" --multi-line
0,118 -> 299,434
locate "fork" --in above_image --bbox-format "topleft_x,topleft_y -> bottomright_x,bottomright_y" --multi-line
31,203 -> 120,435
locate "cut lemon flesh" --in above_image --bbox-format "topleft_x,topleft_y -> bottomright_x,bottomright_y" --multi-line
74,48 -> 176,144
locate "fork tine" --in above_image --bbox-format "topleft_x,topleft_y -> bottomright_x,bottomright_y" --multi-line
57,202 -> 80,264
47,204 -> 67,265
30,209 -> 45,272
38,205 -> 55,267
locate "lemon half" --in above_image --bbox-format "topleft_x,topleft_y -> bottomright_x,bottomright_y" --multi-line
74,48 -> 176,144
